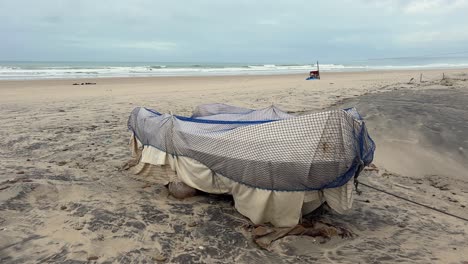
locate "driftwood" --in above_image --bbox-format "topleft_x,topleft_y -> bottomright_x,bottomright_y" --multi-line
250,219 -> 354,249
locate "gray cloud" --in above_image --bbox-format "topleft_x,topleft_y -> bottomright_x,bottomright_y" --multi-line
1,0 -> 467,62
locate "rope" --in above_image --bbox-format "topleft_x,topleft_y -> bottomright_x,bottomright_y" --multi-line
358,181 -> 468,222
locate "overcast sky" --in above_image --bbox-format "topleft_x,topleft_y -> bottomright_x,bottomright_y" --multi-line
1,0 -> 468,63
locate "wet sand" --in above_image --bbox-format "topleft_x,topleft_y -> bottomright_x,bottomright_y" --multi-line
1,69 -> 468,263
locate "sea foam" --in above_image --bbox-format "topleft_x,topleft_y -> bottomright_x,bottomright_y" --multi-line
0,62 -> 467,80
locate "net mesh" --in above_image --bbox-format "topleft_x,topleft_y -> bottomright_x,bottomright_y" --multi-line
128,104 -> 375,191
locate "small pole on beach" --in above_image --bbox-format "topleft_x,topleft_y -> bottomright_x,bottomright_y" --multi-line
317,61 -> 320,80
420,73 -> 422,83
442,73 -> 445,80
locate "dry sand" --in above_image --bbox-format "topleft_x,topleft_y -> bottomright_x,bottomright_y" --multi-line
1,69 -> 468,263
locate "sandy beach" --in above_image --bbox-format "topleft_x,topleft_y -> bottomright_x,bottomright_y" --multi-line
1,69 -> 468,263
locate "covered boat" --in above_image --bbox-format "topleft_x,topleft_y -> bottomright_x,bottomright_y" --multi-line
127,104 -> 375,227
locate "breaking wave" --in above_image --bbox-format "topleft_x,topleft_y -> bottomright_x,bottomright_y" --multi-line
1,62 -> 467,80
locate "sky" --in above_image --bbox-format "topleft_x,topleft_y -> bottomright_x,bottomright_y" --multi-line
1,0 -> 468,63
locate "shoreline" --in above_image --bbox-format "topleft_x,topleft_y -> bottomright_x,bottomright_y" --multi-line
1,67 -> 467,83
1,68 -> 467,107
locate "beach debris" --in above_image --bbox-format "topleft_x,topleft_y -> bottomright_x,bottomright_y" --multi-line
87,256 -> 99,261
251,220 -> 354,249
57,161 -> 67,166
58,109 -> 66,112
73,82 -> 97,85
408,77 -> 415,84
60,205 -> 67,210
16,170 -> 25,174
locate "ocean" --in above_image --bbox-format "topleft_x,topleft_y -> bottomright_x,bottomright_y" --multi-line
1,57 -> 468,80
